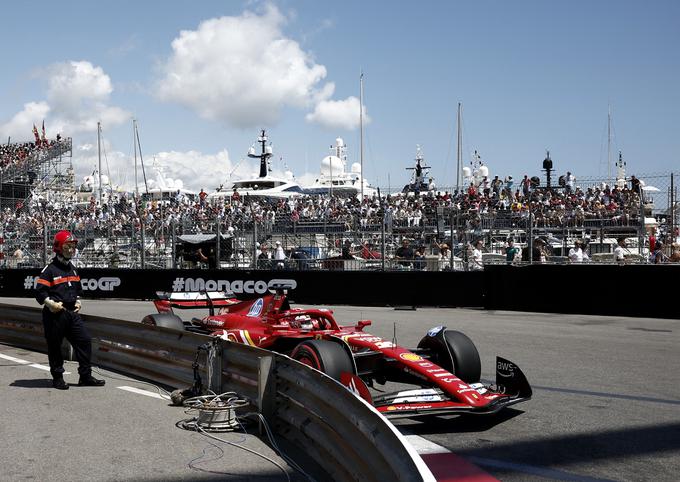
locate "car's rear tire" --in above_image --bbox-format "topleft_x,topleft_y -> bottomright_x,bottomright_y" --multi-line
418,329 -> 481,384
141,313 -> 185,331
290,340 -> 354,381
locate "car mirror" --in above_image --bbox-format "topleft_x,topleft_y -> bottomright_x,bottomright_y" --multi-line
356,320 -> 372,330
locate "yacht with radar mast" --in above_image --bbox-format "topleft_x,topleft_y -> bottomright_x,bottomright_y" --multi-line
209,130 -> 304,201
402,145 -> 436,195
304,137 -> 377,198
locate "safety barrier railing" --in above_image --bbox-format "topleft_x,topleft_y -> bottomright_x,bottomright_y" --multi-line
0,304 -> 434,482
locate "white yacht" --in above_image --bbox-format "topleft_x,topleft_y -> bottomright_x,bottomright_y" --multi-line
304,137 -> 377,198
209,130 -> 304,201
140,160 -> 196,203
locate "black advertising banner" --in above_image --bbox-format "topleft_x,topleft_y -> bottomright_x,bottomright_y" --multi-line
2,266 -> 676,318
0,268 -> 484,308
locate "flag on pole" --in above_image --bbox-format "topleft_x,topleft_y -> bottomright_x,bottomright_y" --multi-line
32,124 -> 40,145
41,120 -> 47,146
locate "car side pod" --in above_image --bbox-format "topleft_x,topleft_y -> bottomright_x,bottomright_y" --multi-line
495,356 -> 532,400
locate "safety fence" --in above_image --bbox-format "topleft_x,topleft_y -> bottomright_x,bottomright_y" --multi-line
0,215 -> 666,270
0,304 -> 434,482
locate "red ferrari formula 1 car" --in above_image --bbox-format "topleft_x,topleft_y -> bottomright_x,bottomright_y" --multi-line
142,288 -> 532,417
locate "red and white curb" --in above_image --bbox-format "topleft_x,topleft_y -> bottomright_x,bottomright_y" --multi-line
404,434 -> 499,482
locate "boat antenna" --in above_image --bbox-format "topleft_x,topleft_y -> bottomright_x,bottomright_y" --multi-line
248,129 -> 272,178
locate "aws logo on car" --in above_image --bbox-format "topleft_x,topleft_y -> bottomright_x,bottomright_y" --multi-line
497,360 -> 516,378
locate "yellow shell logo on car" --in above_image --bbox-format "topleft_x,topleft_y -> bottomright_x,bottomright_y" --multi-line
400,353 -> 423,362
387,406 -> 397,411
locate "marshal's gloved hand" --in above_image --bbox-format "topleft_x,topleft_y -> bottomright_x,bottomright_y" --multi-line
74,299 -> 82,313
44,298 -> 64,313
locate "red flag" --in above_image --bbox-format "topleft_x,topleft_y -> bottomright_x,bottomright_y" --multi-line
32,124 -> 40,145
41,120 -> 47,145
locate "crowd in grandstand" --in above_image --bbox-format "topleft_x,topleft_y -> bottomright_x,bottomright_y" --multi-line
0,134 -> 677,266
0,177 -> 646,237
0,133 -> 65,172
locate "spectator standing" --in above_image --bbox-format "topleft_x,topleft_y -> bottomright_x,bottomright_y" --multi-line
630,175 -> 641,194
395,238 -> 414,268
413,245 -> 426,270
468,239 -> 484,271
565,171 -> 575,193
614,237 -> 627,264
521,175 -> 531,196
568,240 -> 585,263
438,243 -> 451,270
273,240 -> 286,269
491,176 -> 502,197
257,244 -> 271,269
505,239 -> 520,264
651,242 -> 667,264
648,228 -> 657,254
505,176 -> 514,195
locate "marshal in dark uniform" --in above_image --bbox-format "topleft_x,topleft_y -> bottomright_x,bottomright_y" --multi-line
35,230 -> 104,390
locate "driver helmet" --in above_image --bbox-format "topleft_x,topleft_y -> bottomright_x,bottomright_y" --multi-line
53,230 -> 78,254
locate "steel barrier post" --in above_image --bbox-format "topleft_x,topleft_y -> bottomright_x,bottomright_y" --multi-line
43,224 -> 49,266
171,221 -> 177,269
253,221 -> 258,268
140,218 -> 146,269
381,211 -> 386,271
258,355 -> 276,434
216,219 -> 221,268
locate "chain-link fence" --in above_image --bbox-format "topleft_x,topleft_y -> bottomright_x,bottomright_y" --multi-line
0,209 -> 666,271
2,169 -> 678,270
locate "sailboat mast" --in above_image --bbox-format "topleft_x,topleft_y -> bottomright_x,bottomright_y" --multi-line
133,119 -> 139,198
456,102 -> 462,193
607,105 -> 611,181
360,72 -> 364,200
97,121 -> 102,206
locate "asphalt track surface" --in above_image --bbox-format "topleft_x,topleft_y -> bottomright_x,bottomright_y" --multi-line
1,297 -> 679,481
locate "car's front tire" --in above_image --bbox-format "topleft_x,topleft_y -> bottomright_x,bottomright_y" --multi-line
418,329 -> 481,384
290,340 -> 354,381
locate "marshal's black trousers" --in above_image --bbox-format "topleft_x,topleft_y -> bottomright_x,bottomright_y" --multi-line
42,308 -> 92,378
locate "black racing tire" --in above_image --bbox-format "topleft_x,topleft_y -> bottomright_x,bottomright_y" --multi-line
417,329 -> 481,384
141,313 -> 185,331
290,340 -> 354,381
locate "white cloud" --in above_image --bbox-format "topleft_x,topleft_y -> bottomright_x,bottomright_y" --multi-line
156,4 -> 333,128
0,102 -> 51,140
305,96 -> 370,130
71,143 -> 245,193
0,61 -> 129,142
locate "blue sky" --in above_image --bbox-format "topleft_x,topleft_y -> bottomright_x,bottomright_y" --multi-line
1,1 -> 678,192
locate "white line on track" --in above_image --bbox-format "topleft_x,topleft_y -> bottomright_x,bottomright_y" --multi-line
117,385 -> 170,400
0,353 -> 70,374
0,353 -> 29,364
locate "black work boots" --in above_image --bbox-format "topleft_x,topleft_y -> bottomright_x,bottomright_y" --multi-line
78,375 -> 105,387
52,377 -> 69,390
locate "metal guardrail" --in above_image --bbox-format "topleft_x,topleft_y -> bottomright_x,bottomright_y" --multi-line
0,304 -> 434,481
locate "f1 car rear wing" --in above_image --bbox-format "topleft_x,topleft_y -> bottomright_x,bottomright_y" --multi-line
154,291 -> 241,315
